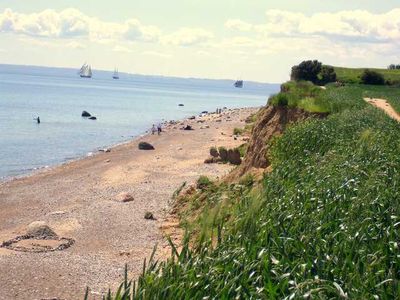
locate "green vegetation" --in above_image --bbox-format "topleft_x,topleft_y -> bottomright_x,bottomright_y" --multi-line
236,143 -> 248,157
334,66 -> 400,85
269,81 -> 329,113
361,69 -> 385,85
97,82 -> 400,299
196,175 -> 213,190
233,127 -> 244,136
291,60 -> 337,85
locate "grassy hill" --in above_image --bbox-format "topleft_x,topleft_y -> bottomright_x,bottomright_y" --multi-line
333,66 -> 400,84
98,83 -> 400,299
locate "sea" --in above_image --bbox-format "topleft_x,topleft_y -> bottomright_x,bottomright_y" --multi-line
0,64 -> 279,180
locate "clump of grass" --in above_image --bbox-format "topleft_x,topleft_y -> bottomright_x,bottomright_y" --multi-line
233,127 -> 244,136
196,175 -> 213,190
238,173 -> 254,187
236,143 -> 248,157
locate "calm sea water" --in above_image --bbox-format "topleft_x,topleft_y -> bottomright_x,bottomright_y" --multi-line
0,64 -> 279,179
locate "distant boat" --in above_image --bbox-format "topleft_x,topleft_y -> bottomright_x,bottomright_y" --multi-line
79,63 -> 92,78
234,80 -> 243,88
113,68 -> 119,80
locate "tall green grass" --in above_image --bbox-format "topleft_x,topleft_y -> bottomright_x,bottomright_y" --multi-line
98,84 -> 400,299
334,66 -> 400,85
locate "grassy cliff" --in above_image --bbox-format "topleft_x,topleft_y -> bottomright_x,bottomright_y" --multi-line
334,66 -> 400,85
98,83 -> 400,299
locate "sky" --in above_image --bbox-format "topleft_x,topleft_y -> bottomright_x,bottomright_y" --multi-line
0,0 -> 399,83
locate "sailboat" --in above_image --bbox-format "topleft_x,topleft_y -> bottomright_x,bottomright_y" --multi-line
112,68 -> 119,79
234,79 -> 243,88
79,63 -> 92,78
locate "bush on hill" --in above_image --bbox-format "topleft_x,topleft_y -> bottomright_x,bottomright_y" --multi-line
291,60 -> 337,85
360,69 -> 385,85
291,60 -> 322,84
319,65 -> 337,84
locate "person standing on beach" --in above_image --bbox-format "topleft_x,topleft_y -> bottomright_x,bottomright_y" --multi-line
151,124 -> 156,135
157,123 -> 162,135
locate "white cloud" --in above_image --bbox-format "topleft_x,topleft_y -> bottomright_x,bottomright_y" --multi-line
227,9 -> 400,44
0,8 -> 213,47
225,19 -> 253,32
112,45 -> 132,53
124,19 -> 161,42
142,50 -> 172,58
162,27 -> 214,46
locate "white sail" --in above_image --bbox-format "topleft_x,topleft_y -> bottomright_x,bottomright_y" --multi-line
113,67 -> 119,79
79,63 -> 92,78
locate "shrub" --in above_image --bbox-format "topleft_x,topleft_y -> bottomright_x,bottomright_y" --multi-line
269,93 -> 288,106
239,174 -> 254,187
360,69 -> 385,85
319,65 -> 337,85
218,146 -> 228,162
196,176 -> 213,190
236,143 -> 248,157
233,128 -> 244,136
291,60 -> 322,83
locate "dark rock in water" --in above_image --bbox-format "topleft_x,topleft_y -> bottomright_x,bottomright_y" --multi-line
219,147 -> 228,161
138,142 -> 155,150
227,149 -> 242,165
144,211 -> 155,220
88,116 -> 97,120
178,104 -> 184,106
201,111 -> 208,114
188,116 -> 196,120
183,125 -> 193,130
82,111 -> 91,117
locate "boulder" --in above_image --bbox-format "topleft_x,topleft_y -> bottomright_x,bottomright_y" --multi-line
183,125 -> 193,131
138,142 -> 155,150
188,116 -> 196,120
210,147 -> 219,158
144,211 -> 155,220
204,157 -> 221,164
178,104 -> 184,106
115,192 -> 134,203
219,148 -> 228,161
88,116 -> 97,120
27,221 -> 58,239
201,111 -> 208,114
227,149 -> 242,165
81,111 -> 91,117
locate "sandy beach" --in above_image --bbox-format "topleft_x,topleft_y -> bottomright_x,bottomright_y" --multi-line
0,107 -> 257,300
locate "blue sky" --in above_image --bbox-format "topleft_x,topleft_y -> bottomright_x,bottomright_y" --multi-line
0,0 -> 399,82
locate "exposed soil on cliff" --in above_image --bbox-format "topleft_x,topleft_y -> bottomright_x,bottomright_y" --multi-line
227,105 -> 327,181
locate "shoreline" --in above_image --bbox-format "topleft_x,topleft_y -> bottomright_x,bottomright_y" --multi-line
0,106 -> 258,300
0,107 -> 257,184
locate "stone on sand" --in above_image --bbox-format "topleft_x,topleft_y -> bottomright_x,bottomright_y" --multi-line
138,142 -> 155,150
115,192 -> 134,203
27,221 -> 58,238
210,147 -> 219,158
144,211 -> 155,220
227,149 -> 241,165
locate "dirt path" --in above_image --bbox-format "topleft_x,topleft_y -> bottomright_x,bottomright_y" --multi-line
0,107 -> 256,300
364,97 -> 400,122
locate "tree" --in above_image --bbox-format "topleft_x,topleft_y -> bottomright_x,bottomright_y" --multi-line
291,60 -> 322,84
360,69 -> 385,85
388,64 -> 396,70
319,66 -> 337,85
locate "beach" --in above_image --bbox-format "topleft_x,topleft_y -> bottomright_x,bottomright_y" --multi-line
0,107 -> 257,300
